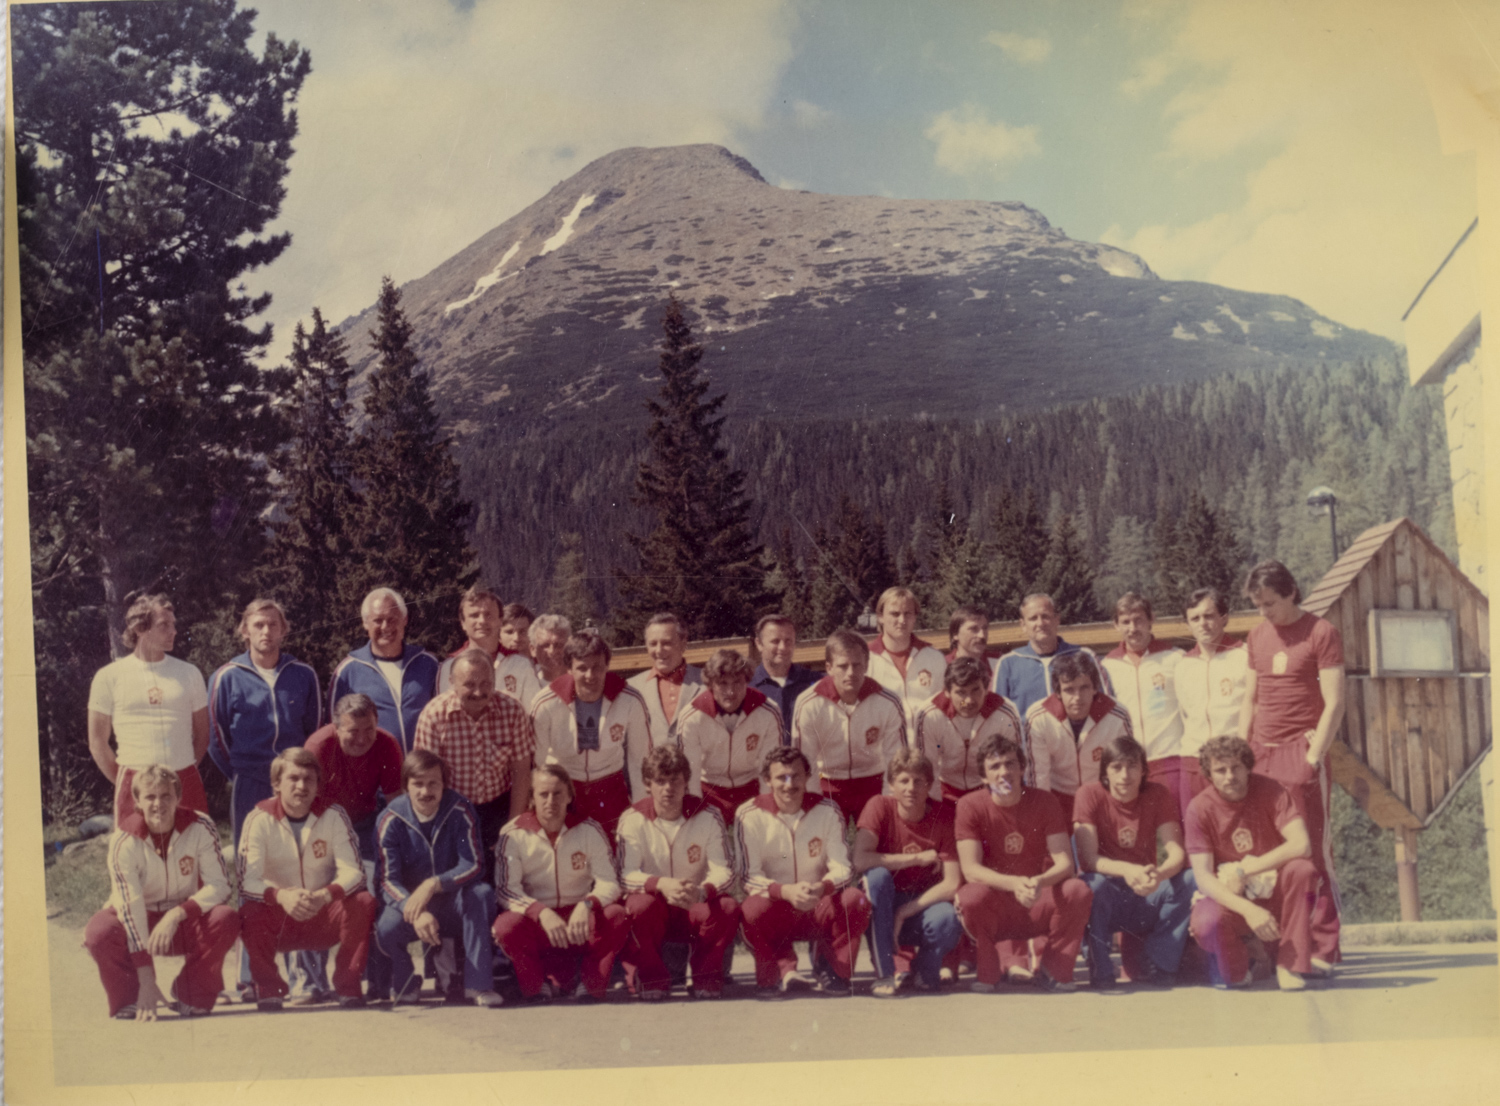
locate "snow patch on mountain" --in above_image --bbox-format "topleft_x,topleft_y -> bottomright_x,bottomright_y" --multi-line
444,241 -> 522,314
539,194 -> 597,257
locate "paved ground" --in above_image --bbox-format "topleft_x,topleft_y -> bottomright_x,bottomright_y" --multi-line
45,921 -> 1499,1086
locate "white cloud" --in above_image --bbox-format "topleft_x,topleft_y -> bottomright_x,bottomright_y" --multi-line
241,0 -> 796,362
985,31 -> 1052,65
1103,0 -> 1476,341
925,104 -> 1041,177
791,99 -> 833,127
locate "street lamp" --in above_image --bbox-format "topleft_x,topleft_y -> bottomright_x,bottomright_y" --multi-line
1307,485 -> 1339,561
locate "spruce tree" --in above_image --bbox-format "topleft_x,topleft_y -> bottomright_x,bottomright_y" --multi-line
547,532 -> 598,629
1038,513 -> 1102,623
350,276 -> 478,649
764,527 -> 813,631
615,297 -> 772,641
808,497 -> 894,636
985,487 -> 1049,617
261,309 -> 363,674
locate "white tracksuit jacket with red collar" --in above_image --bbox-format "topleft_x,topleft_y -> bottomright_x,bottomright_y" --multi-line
914,690 -> 1024,795
106,806 -> 232,966
1023,692 -> 1134,796
867,636 -> 947,724
677,686 -> 785,793
1100,639 -> 1186,761
616,793 -> 735,897
237,796 -> 365,906
734,791 -> 855,900
530,671 -> 655,799
495,809 -> 621,918
437,643 -> 541,711
1175,637 -> 1249,758
791,675 -> 907,788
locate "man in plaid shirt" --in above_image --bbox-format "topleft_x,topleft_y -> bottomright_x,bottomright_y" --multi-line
414,650 -> 536,875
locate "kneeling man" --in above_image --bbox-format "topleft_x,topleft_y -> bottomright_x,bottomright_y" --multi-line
1186,736 -> 1323,991
617,746 -> 739,1000
955,735 -> 1092,992
1073,735 -> 1195,988
737,747 -> 873,995
84,765 -> 238,1019
853,750 -> 962,995
493,766 -> 631,1002
238,748 -> 376,1009
374,748 -> 503,1006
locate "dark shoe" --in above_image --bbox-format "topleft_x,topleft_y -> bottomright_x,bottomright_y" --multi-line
1031,967 -> 1076,994
337,994 -> 367,1009
815,970 -> 851,995
256,997 -> 284,1012
1134,958 -> 1176,988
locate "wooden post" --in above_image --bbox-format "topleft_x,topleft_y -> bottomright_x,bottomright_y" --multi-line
1395,825 -> 1421,922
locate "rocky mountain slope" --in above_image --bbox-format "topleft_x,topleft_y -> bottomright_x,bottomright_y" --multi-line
334,144 -> 1396,433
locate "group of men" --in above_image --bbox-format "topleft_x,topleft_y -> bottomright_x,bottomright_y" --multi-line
83,560 -> 1345,1017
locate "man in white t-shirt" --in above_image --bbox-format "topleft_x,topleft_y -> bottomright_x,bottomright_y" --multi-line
88,594 -> 210,825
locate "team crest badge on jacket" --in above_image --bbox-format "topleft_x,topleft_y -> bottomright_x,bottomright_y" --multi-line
1220,678 -> 1234,697
312,839 -> 327,859
745,733 -> 761,752
808,837 -> 823,858
1232,827 -> 1255,854
571,850 -> 588,871
687,844 -> 702,863
610,723 -> 625,743
179,856 -> 195,877
504,675 -> 517,693
865,726 -> 881,745
918,671 -> 932,688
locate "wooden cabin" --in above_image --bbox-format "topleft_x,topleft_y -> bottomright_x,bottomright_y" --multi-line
1302,517 -> 1491,918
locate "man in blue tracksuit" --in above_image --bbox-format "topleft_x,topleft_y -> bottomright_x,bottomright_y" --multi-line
991,593 -> 1109,720
329,588 -> 441,755
374,747 -> 502,1007
208,597 -> 323,999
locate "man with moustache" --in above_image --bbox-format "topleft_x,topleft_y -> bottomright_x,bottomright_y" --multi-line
914,656 -> 1023,802
945,606 -> 993,684
1101,593 -> 1190,812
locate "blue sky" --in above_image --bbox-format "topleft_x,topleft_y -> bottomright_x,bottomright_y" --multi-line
242,0 -> 1481,360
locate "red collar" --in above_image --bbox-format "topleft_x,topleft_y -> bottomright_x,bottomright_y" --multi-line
120,805 -> 199,840
1041,692 -> 1117,725
513,808 -> 589,834
649,664 -> 687,684
932,690 -> 1007,721
689,686 -> 767,718
812,674 -> 883,704
1185,637 -> 1244,659
549,670 -> 627,705
868,635 -> 929,658
257,795 -> 331,822
634,793 -> 707,821
752,790 -> 823,815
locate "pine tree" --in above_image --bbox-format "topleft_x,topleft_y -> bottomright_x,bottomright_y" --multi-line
546,532 -> 598,629
985,486 -> 1049,618
764,527 -> 813,631
1165,490 -> 1245,612
349,276 -> 478,649
808,497 -> 894,636
1038,513 -> 1101,623
260,309 -> 363,674
615,297 -> 772,641
1094,514 -> 1153,613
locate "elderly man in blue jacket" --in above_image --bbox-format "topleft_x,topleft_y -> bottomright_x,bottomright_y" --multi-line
374,748 -> 502,1007
330,588 -> 441,754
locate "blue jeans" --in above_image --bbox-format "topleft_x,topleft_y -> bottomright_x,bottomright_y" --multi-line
862,866 -> 962,985
375,883 -> 496,996
1080,869 -> 1197,983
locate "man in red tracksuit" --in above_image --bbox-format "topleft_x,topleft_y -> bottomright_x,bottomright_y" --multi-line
955,734 -> 1092,992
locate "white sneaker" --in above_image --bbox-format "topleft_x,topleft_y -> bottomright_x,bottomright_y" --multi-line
780,969 -> 818,994
1307,958 -> 1335,979
466,988 -> 504,1008
1276,966 -> 1308,991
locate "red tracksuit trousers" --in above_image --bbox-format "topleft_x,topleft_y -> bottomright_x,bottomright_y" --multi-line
620,891 -> 741,994
240,891 -> 377,999
956,878 -> 1093,985
1190,857 -> 1321,983
493,900 -> 632,999
84,903 -> 240,1015
740,888 -> 872,987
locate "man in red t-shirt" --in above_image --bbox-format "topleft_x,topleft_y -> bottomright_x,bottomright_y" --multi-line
1186,736 -> 1323,991
852,750 -> 962,996
954,735 -> 1092,992
1073,734 -> 1194,989
1239,560 -> 1344,970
